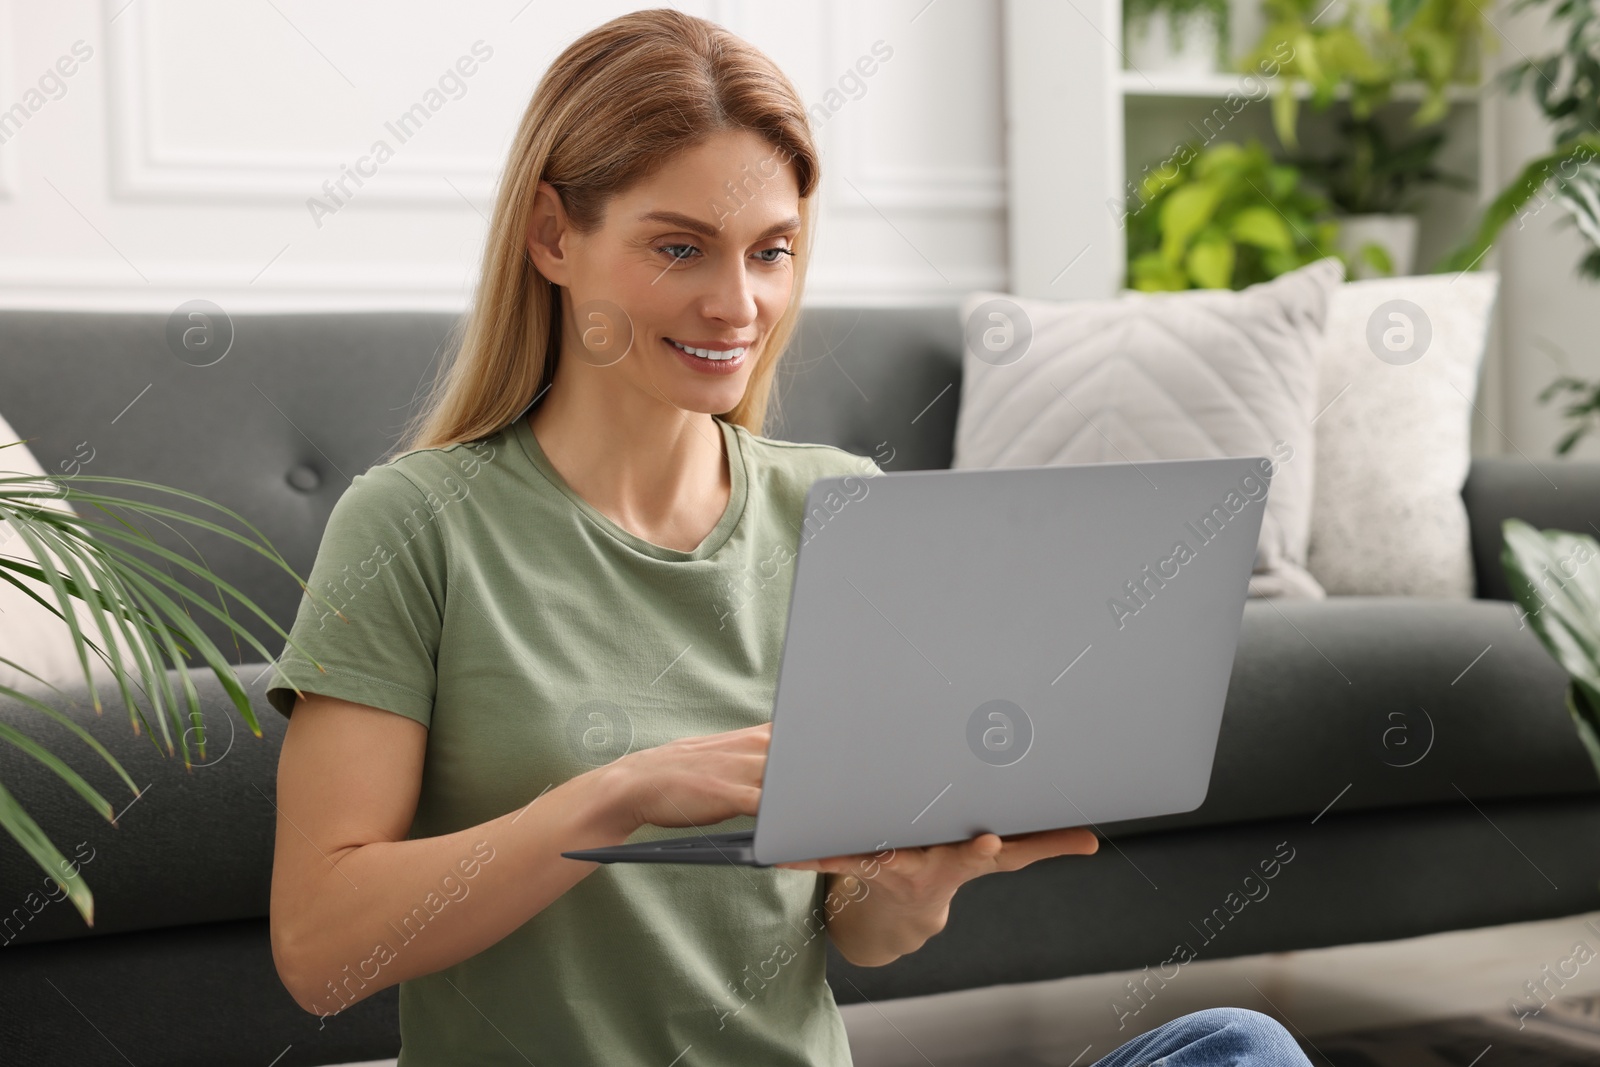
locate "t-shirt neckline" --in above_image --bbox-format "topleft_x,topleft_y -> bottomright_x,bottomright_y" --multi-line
513,412 -> 748,563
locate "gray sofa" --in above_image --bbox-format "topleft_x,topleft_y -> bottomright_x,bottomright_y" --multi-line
2,306 -> 1598,1066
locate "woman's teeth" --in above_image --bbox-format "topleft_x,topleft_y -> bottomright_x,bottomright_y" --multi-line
668,338 -> 745,362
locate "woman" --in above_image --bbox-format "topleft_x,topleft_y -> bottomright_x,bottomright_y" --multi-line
266,9 -> 1314,1066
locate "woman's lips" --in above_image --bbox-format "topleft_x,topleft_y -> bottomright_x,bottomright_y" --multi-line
664,337 -> 749,375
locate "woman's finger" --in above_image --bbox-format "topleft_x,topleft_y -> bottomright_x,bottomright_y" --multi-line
995,827 -> 1099,867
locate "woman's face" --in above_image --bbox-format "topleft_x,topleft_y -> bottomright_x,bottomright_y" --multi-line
529,128 -> 802,418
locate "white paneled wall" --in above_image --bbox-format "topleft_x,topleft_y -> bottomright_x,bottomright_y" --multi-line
0,0 -> 1004,310
3,0 -> 1596,456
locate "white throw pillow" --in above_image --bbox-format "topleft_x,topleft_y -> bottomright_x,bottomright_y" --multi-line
952,257 -> 1345,599
1306,272 -> 1500,596
0,412 -> 120,695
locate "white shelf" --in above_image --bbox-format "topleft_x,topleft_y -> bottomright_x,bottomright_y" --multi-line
1119,70 -> 1483,103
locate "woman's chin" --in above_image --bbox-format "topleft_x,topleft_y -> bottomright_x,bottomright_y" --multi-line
674,382 -> 749,416
656,350 -> 755,412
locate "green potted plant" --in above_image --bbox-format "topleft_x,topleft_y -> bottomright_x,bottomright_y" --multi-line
1501,518 -> 1600,784
1238,0 -> 1488,149
1435,0 -> 1600,453
1501,0 -> 1599,146
1394,0 -> 1490,123
1237,0 -> 1401,149
1126,138 -> 1342,291
1125,0 -> 1230,75
1291,115 -> 1475,277
0,438 -> 320,928
1436,137 -> 1600,284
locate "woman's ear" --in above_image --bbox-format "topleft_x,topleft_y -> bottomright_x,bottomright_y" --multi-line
526,181 -> 573,286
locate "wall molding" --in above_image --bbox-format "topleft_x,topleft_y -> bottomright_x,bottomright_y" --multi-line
105,0 -> 501,205
0,257 -> 998,311
0,0 -> 1007,312
832,0 -> 1005,213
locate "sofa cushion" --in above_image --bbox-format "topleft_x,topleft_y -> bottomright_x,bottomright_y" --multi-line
952,257 -> 1344,600
1102,595 -> 1600,840
1307,272 -> 1500,596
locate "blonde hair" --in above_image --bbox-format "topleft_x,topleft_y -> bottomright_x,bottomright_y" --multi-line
392,8 -> 820,458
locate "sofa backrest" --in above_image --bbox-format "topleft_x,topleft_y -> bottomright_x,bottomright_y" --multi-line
0,307 -> 963,653
0,305 -> 1563,642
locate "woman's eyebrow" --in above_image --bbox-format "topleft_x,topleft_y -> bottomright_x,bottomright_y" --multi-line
636,210 -> 800,241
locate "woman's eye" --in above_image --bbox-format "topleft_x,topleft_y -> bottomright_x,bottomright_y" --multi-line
655,244 -> 794,266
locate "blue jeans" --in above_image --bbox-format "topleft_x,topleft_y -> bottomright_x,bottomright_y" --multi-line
1088,1007 -> 1313,1067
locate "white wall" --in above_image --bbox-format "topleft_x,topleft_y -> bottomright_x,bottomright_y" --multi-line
2,0 -> 1594,456
0,0 -> 1005,310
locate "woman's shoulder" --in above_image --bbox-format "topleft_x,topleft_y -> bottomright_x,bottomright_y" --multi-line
363,430 -> 511,497
730,423 -> 883,482
331,430 -> 510,532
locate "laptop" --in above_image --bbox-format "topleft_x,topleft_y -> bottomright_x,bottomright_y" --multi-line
561,453 -> 1270,868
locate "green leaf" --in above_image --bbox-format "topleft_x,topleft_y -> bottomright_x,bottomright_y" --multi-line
1567,683 -> 1600,784
0,776 -> 96,928
1501,518 -> 1600,698
0,720 -> 115,824
1358,240 -> 1396,275
1131,251 -> 1190,291
1271,87 -> 1300,150
1262,248 -> 1306,276
1389,0 -> 1425,28
0,681 -> 138,797
0,466 -> 313,923
1196,141 -> 1247,179
1230,206 -> 1295,251
1159,181 -> 1225,261
1436,137 -> 1600,274
1187,236 -> 1237,288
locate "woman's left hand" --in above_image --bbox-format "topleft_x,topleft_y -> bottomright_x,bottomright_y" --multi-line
773,825 -> 1099,910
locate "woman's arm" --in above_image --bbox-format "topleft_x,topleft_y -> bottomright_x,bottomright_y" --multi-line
797,828 -> 1101,968
269,692 -> 637,1016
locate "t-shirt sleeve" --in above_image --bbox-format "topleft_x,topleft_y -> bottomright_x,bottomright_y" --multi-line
265,462 -> 447,727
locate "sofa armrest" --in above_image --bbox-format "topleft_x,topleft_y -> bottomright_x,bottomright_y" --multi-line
1464,457 -> 1600,601
0,665 -> 283,947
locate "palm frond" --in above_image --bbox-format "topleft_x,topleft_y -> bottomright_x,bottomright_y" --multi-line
0,467 -> 340,928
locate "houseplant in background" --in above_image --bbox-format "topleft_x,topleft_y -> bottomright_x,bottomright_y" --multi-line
1435,0 -> 1600,453
1501,519 -> 1600,792
1124,0 -> 1230,76
1237,0 -> 1401,149
1126,138 -> 1342,290
0,438 -> 320,928
1393,0 -> 1490,123
1434,134 -> 1600,451
1501,0 -> 1599,147
1291,115 -> 1475,277
1238,0 -> 1489,149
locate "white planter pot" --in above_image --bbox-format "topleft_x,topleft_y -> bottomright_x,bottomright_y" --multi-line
1125,10 -> 1223,77
1336,214 -> 1420,279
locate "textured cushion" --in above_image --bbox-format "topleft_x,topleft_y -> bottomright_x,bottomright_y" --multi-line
0,412 -> 118,694
1307,272 -> 1500,596
952,257 -> 1345,598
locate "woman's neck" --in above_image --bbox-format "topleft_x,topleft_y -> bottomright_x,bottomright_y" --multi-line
526,387 -> 730,552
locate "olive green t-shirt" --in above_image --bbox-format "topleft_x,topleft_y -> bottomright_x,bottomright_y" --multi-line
266,411 -> 881,1066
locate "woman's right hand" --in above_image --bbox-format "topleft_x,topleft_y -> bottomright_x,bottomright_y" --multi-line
606,721 -> 772,832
